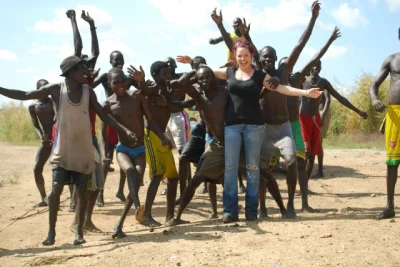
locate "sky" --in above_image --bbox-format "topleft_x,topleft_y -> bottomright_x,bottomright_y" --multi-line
0,0 -> 399,106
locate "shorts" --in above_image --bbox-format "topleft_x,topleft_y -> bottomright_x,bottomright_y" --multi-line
144,129 -> 179,179
107,126 -> 119,146
269,120 -> 306,167
88,136 -> 104,190
320,107 -> 331,139
52,166 -> 89,187
167,111 -> 190,151
385,105 -> 400,165
180,120 -> 206,164
299,113 -> 322,156
260,121 -> 296,166
116,143 -> 145,161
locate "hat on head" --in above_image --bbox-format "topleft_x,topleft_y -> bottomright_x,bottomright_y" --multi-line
60,56 -> 83,76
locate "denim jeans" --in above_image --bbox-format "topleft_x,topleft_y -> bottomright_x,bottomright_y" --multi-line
223,124 -> 265,219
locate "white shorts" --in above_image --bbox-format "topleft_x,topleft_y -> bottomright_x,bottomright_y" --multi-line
167,111 -> 190,151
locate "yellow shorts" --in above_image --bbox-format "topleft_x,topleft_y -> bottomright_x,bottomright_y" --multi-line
144,129 -> 179,179
385,105 -> 400,165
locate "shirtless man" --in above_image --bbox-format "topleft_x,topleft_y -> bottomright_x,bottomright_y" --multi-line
98,68 -> 166,238
128,61 -> 178,227
0,56 -> 136,246
369,27 -> 400,220
28,79 -> 55,207
269,27 -> 341,212
301,60 -> 367,181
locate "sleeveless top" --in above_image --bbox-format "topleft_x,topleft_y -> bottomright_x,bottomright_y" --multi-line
50,82 -> 95,174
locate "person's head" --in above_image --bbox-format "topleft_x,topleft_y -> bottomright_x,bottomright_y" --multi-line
192,56 -> 207,70
165,57 -> 177,76
195,66 -> 215,93
233,17 -> 243,35
81,54 -> 97,74
110,51 -> 124,69
310,59 -> 322,76
36,79 -> 49,90
232,39 -> 255,70
150,61 -> 172,83
60,56 -> 87,84
259,46 -> 277,71
107,68 -> 127,97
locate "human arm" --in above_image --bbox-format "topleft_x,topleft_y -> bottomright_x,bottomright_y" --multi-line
88,89 -> 137,143
212,67 -> 228,80
370,55 -> 392,112
326,80 -> 367,118
28,104 -> 43,139
263,75 -> 322,98
81,11 -> 99,59
320,90 -> 331,126
127,65 -> 159,96
238,18 -> 261,69
211,8 -> 234,52
66,10 -> 83,58
100,110 -> 110,165
91,73 -> 106,89
0,84 -> 53,100
285,1 -> 320,73
209,36 -> 224,45
298,26 -> 341,80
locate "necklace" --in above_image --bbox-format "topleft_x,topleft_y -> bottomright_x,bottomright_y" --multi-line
308,77 -> 320,87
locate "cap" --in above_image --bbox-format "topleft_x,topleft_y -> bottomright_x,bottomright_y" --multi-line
60,56 -> 83,77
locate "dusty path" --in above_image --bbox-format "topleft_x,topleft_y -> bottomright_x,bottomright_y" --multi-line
0,143 -> 399,266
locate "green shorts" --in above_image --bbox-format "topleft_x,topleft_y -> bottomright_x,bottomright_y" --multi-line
269,120 -> 306,167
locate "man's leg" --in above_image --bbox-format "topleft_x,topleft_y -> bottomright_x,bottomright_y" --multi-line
297,157 -> 318,212
97,144 -> 116,207
113,153 -> 145,238
116,169 -> 127,202
166,177 -> 179,222
259,168 -> 287,218
72,173 -> 89,245
33,144 -> 52,207
375,165 -> 398,219
207,182 -> 218,219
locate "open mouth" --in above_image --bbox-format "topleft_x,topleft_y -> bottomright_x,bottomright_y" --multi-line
117,65 -> 123,69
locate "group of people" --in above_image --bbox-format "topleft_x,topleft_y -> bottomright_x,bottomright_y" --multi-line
0,1 -> 398,246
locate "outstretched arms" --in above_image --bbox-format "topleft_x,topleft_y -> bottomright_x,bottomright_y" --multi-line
209,36 -> 224,45
263,75 -> 322,98
0,84 -> 53,100
81,10 -> 99,59
370,55 -> 393,112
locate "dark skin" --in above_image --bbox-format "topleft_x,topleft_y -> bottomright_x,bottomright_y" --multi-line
167,68 -> 229,226
28,79 -> 54,207
301,61 -> 367,181
209,17 -> 243,45
369,28 -> 400,219
128,64 -> 178,227
0,62 -> 136,246
256,1 -> 321,219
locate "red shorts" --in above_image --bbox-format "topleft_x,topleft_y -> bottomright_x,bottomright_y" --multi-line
299,113 -> 322,156
107,126 -> 119,146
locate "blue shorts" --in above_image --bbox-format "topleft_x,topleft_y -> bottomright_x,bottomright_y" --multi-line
116,143 -> 145,161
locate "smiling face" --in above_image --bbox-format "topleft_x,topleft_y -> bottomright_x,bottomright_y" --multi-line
68,62 -> 87,84
110,52 -> 125,69
196,67 -> 215,93
259,47 -> 277,71
156,66 -> 173,83
310,60 -> 322,77
109,72 -> 127,97
235,47 -> 252,70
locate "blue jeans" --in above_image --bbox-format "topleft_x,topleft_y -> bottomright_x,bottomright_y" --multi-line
223,124 -> 265,219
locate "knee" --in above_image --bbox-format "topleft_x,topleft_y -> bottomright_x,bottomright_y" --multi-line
297,158 -> 306,171
167,178 -> 179,186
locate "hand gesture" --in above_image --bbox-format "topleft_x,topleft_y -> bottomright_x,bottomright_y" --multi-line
266,77 -> 279,90
42,134 -> 53,147
162,138 -> 173,150
211,8 -> 223,26
331,26 -> 341,41
81,10 -> 94,24
311,1 -> 321,18
372,99 -> 386,112
306,88 -> 323,98
239,18 -> 251,36
176,55 -> 192,64
358,111 -> 368,119
128,65 -> 145,82
66,10 -> 76,19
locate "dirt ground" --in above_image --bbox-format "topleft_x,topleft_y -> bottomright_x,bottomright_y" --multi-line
0,143 -> 399,267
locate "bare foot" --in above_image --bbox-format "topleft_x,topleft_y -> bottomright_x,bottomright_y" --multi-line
284,205 -> 297,219
115,192 -> 126,203
135,205 -> 162,227
36,200 -> 48,207
112,227 -> 127,239
74,234 -> 86,245
66,10 -> 75,19
258,210 -> 268,219
301,205 -> 320,213
311,172 -> 324,178
42,235 -> 55,246
84,221 -> 102,233
375,208 -> 395,220
166,217 -> 190,226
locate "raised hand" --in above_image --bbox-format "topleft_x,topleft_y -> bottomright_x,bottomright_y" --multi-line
176,55 -> 192,64
209,38 -> 216,44
331,26 -> 341,41
372,99 -> 386,112
239,18 -> 251,36
211,8 -> 223,26
81,10 -> 94,24
128,65 -> 145,82
66,10 -> 76,19
307,88 -> 323,98
311,0 -> 321,18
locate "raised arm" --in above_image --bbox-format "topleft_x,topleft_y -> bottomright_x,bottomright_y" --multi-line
209,36 -> 224,45
92,73 -> 106,89
66,10 -> 83,58
28,104 -> 43,139
238,18 -> 261,69
127,65 -> 158,96
326,80 -> 367,118
370,55 -> 392,112
285,1 -> 320,73
81,11 -> 99,59
211,8 -> 233,52
298,26 -> 341,80
0,84 -> 53,100
212,67 -> 228,80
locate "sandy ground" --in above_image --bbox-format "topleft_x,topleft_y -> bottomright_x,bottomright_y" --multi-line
0,143 -> 399,267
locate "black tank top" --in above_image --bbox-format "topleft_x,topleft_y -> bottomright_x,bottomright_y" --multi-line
225,67 -> 265,126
